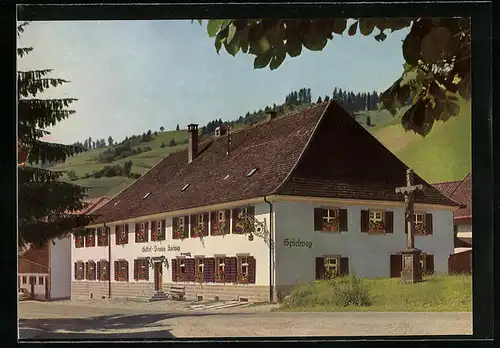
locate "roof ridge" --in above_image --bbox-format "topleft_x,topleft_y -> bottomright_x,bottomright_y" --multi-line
432,179 -> 463,185
271,101 -> 332,194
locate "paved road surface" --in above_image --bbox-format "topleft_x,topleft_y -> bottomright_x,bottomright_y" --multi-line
18,301 -> 472,339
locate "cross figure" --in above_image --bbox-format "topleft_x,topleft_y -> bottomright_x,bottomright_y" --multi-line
395,169 -> 424,250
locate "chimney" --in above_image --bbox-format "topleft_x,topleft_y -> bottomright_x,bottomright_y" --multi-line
187,123 -> 199,163
266,110 -> 277,122
214,125 -> 227,138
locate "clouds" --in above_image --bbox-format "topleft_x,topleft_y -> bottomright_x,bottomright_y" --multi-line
18,20 -> 409,145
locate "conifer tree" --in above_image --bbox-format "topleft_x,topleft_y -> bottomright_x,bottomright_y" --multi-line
17,22 -> 94,249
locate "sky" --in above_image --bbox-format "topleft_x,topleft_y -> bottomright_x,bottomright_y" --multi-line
17,20 -> 409,145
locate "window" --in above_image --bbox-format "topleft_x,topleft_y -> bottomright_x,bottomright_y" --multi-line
322,208 -> 340,232
74,261 -> 85,280
134,258 -> 149,281
135,222 -> 148,243
75,235 -> 84,248
246,168 -> 258,177
38,276 -> 44,285
97,261 -> 110,281
369,211 -> 384,222
369,210 -> 385,234
412,212 -> 433,235
211,210 -> 229,236
195,258 -> 205,282
97,228 -> 108,246
238,257 -> 249,283
86,261 -> 96,281
29,276 -> 36,285
115,224 -> 129,245
181,184 -> 190,191
173,216 -> 188,239
22,276 -> 27,284
114,260 -> 129,282
191,214 -> 206,238
324,256 -> 340,278
152,220 -> 166,241
314,208 -> 348,232
85,229 -> 96,247
215,257 -> 225,282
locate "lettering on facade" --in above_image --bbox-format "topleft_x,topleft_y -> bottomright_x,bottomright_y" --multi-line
283,237 -> 312,249
180,252 -> 191,257
141,245 -> 179,253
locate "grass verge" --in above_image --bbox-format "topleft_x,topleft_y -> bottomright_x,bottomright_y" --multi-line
279,274 -> 472,312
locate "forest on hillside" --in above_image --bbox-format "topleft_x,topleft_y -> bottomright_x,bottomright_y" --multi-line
69,86 -> 394,153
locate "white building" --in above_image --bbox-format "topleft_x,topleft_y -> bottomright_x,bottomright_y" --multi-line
18,197 -> 108,300
433,173 -> 472,254
74,101 -> 459,303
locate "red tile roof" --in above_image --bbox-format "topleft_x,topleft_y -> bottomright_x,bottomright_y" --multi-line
93,101 -> 459,225
68,196 -> 109,215
432,180 -> 462,198
433,172 -> 471,219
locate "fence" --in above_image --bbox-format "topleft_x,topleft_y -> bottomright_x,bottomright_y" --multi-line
448,249 -> 472,275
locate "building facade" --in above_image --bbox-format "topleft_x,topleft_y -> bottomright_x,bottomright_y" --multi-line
73,101 -> 459,303
18,197 -> 108,300
433,173 -> 472,253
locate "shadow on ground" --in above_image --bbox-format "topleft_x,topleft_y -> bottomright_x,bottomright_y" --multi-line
19,312 -> 237,340
19,327 -> 175,340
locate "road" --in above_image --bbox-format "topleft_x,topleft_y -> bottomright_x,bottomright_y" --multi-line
18,300 -> 472,339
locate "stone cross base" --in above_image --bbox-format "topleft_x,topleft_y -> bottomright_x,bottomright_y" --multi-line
400,248 -> 422,284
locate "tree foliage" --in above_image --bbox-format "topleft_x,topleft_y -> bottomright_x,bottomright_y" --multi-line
18,22 -> 95,248
198,18 -> 470,136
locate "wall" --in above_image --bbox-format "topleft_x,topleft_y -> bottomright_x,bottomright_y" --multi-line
456,219 -> 472,237
18,244 -> 49,273
71,203 -> 272,300
274,201 -> 455,288
19,273 -> 48,300
50,236 -> 72,299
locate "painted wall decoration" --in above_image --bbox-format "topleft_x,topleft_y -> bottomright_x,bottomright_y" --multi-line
283,237 -> 312,249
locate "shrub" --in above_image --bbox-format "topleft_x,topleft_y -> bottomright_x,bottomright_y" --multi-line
160,142 -> 166,148
129,172 -> 141,179
142,146 -> 152,152
282,275 -> 373,309
366,115 -> 372,127
169,138 -> 177,147
67,170 -> 78,181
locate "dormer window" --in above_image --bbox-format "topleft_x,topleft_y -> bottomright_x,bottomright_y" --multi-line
246,168 -> 258,177
143,192 -> 151,199
181,184 -> 190,191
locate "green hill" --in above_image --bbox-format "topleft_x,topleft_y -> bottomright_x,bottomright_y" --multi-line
51,101 -> 471,198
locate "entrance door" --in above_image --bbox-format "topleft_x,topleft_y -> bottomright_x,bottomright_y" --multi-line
45,276 -> 49,300
154,262 -> 163,292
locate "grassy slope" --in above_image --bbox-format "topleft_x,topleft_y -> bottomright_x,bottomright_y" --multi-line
374,101 -> 471,183
279,274 -> 472,312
